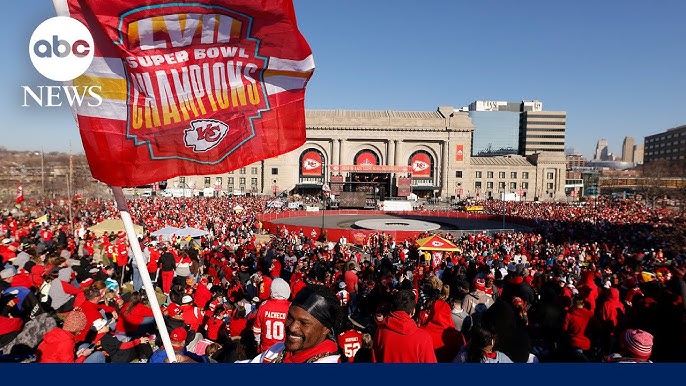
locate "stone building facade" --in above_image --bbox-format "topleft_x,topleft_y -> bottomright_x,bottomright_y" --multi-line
168,106 -> 566,201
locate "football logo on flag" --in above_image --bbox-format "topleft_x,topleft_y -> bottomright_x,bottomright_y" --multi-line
184,119 -> 230,152
431,241 -> 444,247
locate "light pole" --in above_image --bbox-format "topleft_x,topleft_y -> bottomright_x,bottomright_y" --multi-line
321,184 -> 330,242
501,189 -> 506,229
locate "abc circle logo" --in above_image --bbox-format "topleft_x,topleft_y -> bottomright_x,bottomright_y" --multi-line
29,16 -> 94,82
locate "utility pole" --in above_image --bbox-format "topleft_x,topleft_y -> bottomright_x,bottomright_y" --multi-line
68,143 -> 73,231
501,189 -> 506,229
41,148 -> 45,195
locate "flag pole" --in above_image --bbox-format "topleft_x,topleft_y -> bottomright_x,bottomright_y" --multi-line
111,186 -> 177,363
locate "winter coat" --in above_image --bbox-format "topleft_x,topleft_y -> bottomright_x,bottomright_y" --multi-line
37,327 -> 85,363
373,311 -> 436,363
420,299 -> 465,362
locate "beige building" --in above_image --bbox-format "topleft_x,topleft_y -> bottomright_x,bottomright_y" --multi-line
168,106 -> 566,201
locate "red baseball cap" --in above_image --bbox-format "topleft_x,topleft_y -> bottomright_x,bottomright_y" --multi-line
170,327 -> 187,342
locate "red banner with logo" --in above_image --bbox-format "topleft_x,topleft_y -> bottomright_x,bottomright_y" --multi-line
301,150 -> 323,176
58,0 -> 314,187
410,152 -> 431,178
355,151 -> 378,166
397,177 -> 411,197
330,174 -> 344,195
455,144 -> 464,162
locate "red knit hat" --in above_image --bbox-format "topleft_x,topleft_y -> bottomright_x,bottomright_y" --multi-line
622,329 -> 653,360
63,309 -> 88,334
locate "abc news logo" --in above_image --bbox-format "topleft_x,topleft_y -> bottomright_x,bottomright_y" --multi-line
23,16 -> 101,107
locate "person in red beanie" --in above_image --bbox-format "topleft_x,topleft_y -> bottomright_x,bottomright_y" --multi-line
373,289 -> 436,363
604,328 -> 654,362
36,308 -> 105,363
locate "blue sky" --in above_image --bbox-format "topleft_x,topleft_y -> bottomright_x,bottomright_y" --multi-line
1,0 -> 685,160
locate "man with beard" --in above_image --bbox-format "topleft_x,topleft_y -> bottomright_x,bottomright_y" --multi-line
238,284 -> 342,363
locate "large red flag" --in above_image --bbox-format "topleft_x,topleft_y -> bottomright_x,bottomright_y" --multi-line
57,0 -> 314,187
16,182 -> 24,204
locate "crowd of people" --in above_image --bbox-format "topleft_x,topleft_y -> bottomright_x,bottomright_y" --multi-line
0,194 -> 685,363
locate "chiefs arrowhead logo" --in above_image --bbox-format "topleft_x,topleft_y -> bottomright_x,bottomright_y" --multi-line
431,241 -> 444,247
303,158 -> 321,170
184,119 -> 229,152
412,160 -> 430,172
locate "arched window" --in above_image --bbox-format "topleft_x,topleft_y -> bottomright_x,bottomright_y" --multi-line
299,149 -> 325,177
408,150 -> 434,179
354,150 -> 379,166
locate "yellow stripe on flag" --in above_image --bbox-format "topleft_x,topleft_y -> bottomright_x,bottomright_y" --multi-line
263,69 -> 314,79
73,76 -> 128,101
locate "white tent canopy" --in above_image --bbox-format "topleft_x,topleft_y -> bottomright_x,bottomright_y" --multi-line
178,226 -> 209,238
150,225 -> 183,237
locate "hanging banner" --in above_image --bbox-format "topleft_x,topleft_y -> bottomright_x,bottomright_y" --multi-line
355,151 -> 378,166
301,150 -> 323,176
330,174 -> 344,195
397,177 -> 411,197
58,0 -> 315,187
455,144 -> 464,162
330,165 -> 411,173
409,152 -> 431,178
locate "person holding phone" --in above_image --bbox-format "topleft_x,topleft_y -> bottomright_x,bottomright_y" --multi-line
36,308 -> 106,363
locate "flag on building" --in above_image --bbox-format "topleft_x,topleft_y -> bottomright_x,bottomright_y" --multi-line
56,0 -> 314,187
16,182 -> 24,205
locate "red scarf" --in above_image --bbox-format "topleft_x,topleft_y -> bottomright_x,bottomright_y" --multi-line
280,340 -> 339,363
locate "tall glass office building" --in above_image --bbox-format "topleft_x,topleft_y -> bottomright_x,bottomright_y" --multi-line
469,111 -> 520,156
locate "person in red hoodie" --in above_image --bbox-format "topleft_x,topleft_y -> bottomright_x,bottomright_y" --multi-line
204,304 -> 232,346
420,298 -> 466,362
257,271 -> 273,302
270,258 -> 282,279
114,291 -> 155,338
373,289 -> 436,363
228,301 -> 250,341
36,308 -> 105,363
598,286 -> 626,356
193,276 -> 213,310
562,295 -> 595,361
74,284 -> 108,343
578,269 -> 600,313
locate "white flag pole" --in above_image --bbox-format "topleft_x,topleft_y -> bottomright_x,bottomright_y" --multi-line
111,186 -> 177,363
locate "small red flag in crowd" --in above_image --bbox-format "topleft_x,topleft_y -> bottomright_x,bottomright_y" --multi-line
16,182 -> 24,205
